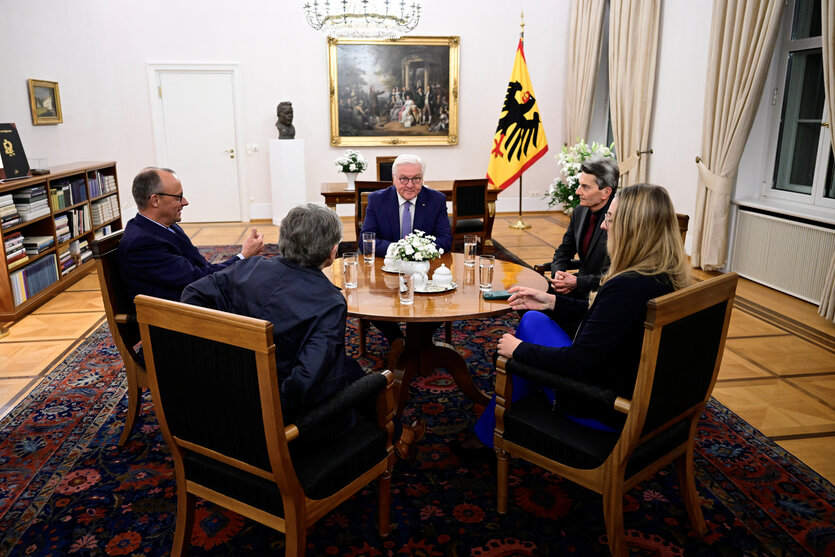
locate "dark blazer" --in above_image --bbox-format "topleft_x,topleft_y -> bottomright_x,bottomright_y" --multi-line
514,272 -> 674,425
550,198 -> 612,297
361,185 -> 452,256
118,215 -> 240,302
180,256 -> 355,422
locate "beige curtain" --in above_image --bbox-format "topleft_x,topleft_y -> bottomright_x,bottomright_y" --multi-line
691,0 -> 784,270
608,0 -> 660,186
818,0 -> 835,320
564,0 -> 606,146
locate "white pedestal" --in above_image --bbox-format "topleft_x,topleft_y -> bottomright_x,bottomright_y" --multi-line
269,139 -> 307,226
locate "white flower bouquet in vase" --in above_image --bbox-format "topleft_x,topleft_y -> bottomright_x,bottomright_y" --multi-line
386,230 -> 443,289
334,149 -> 368,191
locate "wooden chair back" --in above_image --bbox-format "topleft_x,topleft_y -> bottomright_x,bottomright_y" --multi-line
450,178 -> 489,241
354,180 -> 389,239
494,272 -> 739,556
91,230 -> 147,446
376,156 -> 396,182
135,295 -> 395,556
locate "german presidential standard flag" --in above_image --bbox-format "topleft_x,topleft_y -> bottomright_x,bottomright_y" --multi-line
487,38 -> 548,190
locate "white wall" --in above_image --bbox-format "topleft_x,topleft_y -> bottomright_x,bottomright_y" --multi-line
0,0 -> 712,232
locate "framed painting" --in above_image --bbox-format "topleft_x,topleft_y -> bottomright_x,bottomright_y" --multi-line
328,36 -> 459,147
28,79 -> 63,125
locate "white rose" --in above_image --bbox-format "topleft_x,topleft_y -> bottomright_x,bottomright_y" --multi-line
405,245 -> 415,255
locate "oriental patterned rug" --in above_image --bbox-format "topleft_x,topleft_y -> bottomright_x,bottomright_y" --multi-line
1,243 -> 834,555
0,312 -> 833,556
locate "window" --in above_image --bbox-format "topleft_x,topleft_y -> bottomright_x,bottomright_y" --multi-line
768,0 -> 834,209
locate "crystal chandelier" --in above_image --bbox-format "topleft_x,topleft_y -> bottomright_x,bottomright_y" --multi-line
303,0 -> 421,40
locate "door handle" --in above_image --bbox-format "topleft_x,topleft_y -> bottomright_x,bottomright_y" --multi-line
225,148 -> 235,159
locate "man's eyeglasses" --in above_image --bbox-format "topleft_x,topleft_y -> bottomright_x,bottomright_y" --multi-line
397,176 -> 423,185
154,192 -> 184,203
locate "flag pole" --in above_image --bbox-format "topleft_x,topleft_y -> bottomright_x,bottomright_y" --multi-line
509,11 -> 531,230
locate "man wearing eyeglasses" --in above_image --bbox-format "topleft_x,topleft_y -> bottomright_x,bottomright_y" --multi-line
360,153 -> 452,257
119,167 -> 263,302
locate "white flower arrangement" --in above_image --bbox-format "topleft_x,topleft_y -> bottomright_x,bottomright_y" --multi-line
334,149 -> 368,173
545,140 -> 615,210
392,230 -> 443,262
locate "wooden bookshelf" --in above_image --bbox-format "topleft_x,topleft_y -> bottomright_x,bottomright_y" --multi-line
0,161 -> 122,323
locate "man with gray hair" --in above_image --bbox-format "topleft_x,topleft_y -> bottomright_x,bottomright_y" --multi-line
182,203 -> 425,457
548,156 -> 618,334
181,203 -> 354,422
119,167 -> 263,302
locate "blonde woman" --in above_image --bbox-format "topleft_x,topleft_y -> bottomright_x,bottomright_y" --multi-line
456,184 -> 691,457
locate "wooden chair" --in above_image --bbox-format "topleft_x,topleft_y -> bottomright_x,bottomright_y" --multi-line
354,180 -> 389,240
493,272 -> 738,557
533,213 -> 690,277
135,295 -> 397,557
376,156 -> 396,182
449,179 -> 489,242
91,230 -> 147,446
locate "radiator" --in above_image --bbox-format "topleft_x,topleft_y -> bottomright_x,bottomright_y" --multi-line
731,209 -> 835,303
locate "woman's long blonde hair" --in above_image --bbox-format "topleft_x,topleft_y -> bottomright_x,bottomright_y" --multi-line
601,183 -> 691,291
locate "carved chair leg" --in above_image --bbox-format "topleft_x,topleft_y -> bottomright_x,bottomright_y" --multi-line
359,319 -> 369,356
678,450 -> 707,535
496,448 -> 510,514
378,467 -> 393,537
171,490 -> 195,557
284,504 -> 308,557
118,364 -> 140,446
602,473 -> 627,557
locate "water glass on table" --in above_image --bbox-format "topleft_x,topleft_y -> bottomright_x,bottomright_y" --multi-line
362,232 -> 376,263
343,252 -> 358,289
478,255 -> 495,291
464,234 -> 478,267
398,272 -> 415,305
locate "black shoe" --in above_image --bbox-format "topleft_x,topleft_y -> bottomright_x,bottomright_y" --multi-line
450,438 -> 494,461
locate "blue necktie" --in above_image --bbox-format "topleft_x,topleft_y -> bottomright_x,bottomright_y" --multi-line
401,201 -> 412,238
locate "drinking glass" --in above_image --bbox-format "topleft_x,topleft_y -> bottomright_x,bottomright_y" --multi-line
464,234 -> 478,267
478,255 -> 495,291
398,272 -> 415,305
362,232 -> 376,263
343,252 -> 358,289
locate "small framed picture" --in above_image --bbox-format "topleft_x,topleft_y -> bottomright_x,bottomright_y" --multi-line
28,79 -> 63,125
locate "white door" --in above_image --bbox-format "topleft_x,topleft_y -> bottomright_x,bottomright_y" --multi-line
156,70 -> 241,222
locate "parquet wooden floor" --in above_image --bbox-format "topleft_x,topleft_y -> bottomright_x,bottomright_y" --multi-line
2,213 -> 833,483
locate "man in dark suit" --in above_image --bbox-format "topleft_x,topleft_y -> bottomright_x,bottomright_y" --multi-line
360,154 -> 452,343
548,156 -> 618,334
119,167 -> 263,302
360,153 -> 452,257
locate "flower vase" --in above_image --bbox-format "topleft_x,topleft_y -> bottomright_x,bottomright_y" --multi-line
398,260 -> 430,290
344,172 -> 359,191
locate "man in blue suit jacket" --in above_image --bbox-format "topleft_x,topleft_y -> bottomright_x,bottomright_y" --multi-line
119,167 -> 263,302
360,154 -> 451,343
360,154 -> 452,257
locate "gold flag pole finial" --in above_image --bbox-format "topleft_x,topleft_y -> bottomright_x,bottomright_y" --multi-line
520,10 -> 525,41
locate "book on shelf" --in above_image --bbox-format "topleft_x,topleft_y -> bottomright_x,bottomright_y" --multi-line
94,225 -> 113,240
8,254 -> 30,270
22,235 -> 55,255
10,255 -> 59,306
13,185 -> 50,222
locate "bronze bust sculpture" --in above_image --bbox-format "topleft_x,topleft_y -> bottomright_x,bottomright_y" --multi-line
276,101 -> 295,139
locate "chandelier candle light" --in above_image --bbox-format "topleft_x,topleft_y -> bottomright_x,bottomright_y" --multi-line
334,149 -> 368,191
304,0 -> 421,40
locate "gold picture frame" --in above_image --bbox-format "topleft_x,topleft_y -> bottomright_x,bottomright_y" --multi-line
328,36 -> 459,147
28,79 -> 63,125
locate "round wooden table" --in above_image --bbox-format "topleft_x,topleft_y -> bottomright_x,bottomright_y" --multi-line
324,253 -> 548,416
